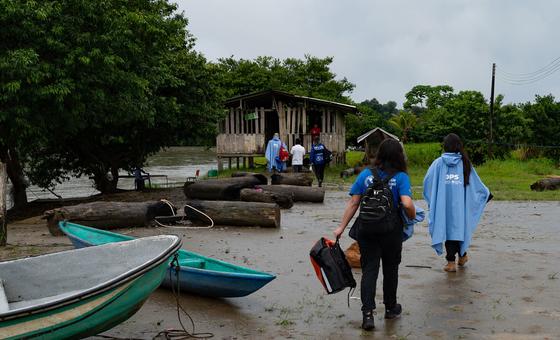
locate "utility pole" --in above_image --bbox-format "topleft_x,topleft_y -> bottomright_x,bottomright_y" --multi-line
489,63 -> 496,159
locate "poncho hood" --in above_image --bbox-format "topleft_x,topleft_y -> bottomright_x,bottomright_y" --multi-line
442,152 -> 462,167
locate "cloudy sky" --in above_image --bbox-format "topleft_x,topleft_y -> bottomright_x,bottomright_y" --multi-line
177,0 -> 560,107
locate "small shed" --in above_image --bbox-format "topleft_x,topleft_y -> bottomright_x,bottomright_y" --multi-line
216,90 -> 357,170
357,127 -> 400,164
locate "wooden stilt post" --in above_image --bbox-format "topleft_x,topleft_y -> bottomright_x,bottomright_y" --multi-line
228,157 -> 232,170
236,157 -> 240,169
217,157 -> 223,172
0,162 -> 7,246
248,157 -> 255,169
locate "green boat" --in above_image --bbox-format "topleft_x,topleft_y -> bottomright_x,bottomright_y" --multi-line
0,235 -> 181,339
60,222 -> 276,298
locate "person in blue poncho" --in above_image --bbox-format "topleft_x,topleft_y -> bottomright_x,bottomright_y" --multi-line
423,133 -> 491,272
333,139 -> 416,331
265,133 -> 286,172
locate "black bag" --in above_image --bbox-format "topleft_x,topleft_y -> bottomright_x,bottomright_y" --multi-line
357,168 -> 398,235
310,237 -> 356,294
324,148 -> 333,164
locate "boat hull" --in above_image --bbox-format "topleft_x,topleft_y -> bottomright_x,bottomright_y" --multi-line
0,254 -> 171,339
62,222 -> 275,298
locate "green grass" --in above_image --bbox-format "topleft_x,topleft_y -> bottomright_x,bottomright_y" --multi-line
211,145 -> 560,201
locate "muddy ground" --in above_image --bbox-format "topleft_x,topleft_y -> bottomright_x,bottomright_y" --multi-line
2,189 -> 560,339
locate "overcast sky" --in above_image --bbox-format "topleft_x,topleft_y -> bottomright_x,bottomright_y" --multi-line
176,0 -> 560,107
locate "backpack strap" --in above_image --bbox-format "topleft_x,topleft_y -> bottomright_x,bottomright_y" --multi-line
371,167 -> 395,184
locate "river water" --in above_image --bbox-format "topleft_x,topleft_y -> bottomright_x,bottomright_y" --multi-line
8,147 -> 218,207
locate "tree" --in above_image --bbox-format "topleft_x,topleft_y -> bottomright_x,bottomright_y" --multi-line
522,94 -> 560,160
214,55 -> 355,103
404,85 -> 454,112
388,111 -> 418,143
0,0 -> 221,205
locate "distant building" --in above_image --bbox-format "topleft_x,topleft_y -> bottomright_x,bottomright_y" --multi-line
216,90 -> 356,170
357,127 -> 401,164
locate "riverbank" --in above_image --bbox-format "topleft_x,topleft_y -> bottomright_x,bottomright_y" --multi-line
1,189 -> 559,339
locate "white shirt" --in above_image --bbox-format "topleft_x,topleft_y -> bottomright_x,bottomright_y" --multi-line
290,144 -> 306,165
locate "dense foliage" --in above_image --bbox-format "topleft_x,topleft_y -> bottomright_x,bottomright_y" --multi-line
0,0 -> 221,205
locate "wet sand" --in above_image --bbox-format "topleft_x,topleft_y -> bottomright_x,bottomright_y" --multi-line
2,191 -> 560,339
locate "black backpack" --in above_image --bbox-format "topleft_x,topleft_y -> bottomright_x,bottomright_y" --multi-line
356,168 -> 399,235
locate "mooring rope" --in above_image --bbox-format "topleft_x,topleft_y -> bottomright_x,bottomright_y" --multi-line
153,199 -> 214,230
154,254 -> 214,339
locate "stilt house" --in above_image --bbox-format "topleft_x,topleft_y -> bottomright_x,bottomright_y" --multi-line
216,90 -> 356,170
357,127 -> 401,164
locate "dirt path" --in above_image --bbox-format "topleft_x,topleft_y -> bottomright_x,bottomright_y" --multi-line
2,191 -> 559,339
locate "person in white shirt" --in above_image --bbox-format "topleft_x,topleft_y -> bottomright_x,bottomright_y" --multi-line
290,138 -> 306,173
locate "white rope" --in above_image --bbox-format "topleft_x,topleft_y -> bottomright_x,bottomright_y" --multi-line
153,199 -> 214,229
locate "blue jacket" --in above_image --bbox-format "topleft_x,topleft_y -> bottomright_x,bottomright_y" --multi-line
310,143 -> 326,165
402,205 -> 425,242
265,137 -> 283,171
423,153 -> 489,256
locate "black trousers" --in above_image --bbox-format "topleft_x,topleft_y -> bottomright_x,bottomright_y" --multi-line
445,240 -> 465,261
293,164 -> 302,173
357,228 -> 402,311
313,164 -> 325,184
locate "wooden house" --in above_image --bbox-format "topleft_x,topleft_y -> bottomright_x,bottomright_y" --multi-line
357,127 -> 401,164
216,90 -> 356,170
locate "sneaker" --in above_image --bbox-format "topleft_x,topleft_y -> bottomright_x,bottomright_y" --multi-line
362,310 -> 375,330
443,261 -> 456,272
458,254 -> 469,266
385,304 -> 402,319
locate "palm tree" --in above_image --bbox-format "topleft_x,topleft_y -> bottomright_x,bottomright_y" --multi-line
388,111 -> 417,143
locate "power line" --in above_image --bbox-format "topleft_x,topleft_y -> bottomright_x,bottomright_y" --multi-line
496,57 -> 560,85
500,56 -> 560,78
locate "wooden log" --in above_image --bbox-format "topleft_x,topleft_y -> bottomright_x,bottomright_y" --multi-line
184,200 -> 280,228
0,163 -> 7,246
271,173 -> 313,186
340,167 -> 359,178
259,185 -> 324,202
530,177 -> 560,191
43,201 -> 157,236
231,172 -> 268,185
183,176 -> 261,200
240,188 -> 293,209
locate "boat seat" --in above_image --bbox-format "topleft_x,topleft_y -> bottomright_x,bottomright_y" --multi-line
0,279 -> 9,313
182,259 -> 205,269
8,290 -> 82,312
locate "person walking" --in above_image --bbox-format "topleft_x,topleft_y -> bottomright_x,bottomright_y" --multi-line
290,138 -> 305,173
333,139 -> 415,331
309,137 -> 327,187
423,133 -> 491,272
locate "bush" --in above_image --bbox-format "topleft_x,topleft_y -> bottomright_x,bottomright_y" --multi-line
404,143 -> 441,168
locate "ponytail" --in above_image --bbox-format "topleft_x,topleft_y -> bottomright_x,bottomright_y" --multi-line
443,133 -> 471,187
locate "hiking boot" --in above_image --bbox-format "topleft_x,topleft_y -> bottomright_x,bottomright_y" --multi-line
458,254 -> 469,266
443,261 -> 456,272
385,304 -> 402,319
361,310 -> 375,330
318,180 -> 323,187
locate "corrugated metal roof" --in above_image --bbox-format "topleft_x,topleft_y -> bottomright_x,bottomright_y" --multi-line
357,127 -> 400,144
224,89 -> 357,111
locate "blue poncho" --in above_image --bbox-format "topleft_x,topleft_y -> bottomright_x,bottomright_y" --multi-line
265,137 -> 283,171
423,153 -> 490,256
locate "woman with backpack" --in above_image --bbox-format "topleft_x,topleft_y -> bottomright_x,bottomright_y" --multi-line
423,133 -> 490,272
333,139 -> 415,331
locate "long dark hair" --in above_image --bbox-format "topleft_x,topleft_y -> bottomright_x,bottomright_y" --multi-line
373,139 -> 407,174
443,133 -> 471,186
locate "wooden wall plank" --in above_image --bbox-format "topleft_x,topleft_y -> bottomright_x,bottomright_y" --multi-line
0,162 -> 6,246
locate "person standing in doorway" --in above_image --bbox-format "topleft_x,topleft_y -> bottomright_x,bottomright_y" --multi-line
423,133 -> 491,272
290,138 -> 306,173
310,137 -> 327,187
310,123 -> 321,142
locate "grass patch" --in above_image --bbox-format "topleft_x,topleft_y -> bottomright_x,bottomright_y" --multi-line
210,145 -> 560,201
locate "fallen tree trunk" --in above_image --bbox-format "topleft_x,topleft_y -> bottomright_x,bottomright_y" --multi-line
230,172 -> 268,185
43,201 -> 157,236
258,185 -> 325,202
530,177 -> 560,191
184,200 -> 280,228
271,173 -> 313,186
240,188 -> 293,209
184,176 -> 261,200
